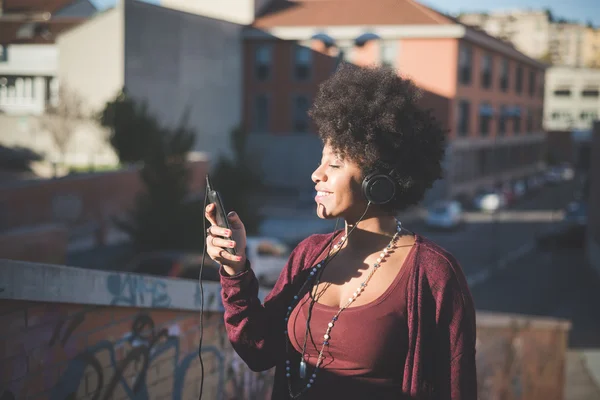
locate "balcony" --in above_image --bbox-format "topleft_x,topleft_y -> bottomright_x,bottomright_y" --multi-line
0,76 -> 56,115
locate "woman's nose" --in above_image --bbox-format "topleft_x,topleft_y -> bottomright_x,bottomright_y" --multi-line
312,165 -> 326,183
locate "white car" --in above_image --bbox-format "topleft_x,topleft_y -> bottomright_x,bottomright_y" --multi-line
473,190 -> 506,212
425,201 -> 463,230
246,237 -> 291,286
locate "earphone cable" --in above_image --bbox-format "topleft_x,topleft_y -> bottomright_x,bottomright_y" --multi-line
197,188 -> 209,400
300,202 -> 372,364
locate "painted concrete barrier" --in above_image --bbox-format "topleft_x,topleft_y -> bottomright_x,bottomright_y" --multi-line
0,260 -> 571,399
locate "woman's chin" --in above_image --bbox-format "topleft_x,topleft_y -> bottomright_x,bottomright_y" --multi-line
316,203 -> 332,219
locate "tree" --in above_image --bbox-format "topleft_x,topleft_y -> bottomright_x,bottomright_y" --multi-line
116,108 -> 205,252
538,51 -> 553,65
39,85 -> 85,167
99,89 -> 161,164
210,127 -> 264,235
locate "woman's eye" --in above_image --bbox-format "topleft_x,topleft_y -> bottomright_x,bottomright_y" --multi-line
329,164 -> 340,169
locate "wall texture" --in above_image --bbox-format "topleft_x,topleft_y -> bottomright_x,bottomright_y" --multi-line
0,158 -> 208,261
124,0 -> 243,162
0,260 -> 571,400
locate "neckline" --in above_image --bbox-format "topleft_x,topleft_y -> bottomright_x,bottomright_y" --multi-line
310,233 -> 420,312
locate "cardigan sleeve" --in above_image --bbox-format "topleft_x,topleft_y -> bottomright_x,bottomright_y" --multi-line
432,254 -> 478,400
219,235 -> 326,372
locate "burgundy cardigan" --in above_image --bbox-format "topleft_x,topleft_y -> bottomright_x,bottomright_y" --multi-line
220,232 -> 478,399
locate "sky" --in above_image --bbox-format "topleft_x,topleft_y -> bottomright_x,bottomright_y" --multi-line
90,0 -> 600,26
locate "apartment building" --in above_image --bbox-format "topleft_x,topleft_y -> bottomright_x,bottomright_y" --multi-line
544,67 -> 600,131
459,10 -> 592,68
583,26 -> 600,68
243,0 -> 546,197
0,0 -> 95,115
459,10 -> 552,60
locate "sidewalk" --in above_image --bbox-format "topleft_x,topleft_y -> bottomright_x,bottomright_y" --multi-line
565,350 -> 600,400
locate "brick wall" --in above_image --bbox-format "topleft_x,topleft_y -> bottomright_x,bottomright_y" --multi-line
0,225 -> 67,265
0,300 -> 274,400
0,157 -> 208,262
0,158 -> 208,232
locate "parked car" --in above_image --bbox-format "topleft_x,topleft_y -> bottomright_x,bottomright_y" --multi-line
564,200 -> 587,226
512,179 -> 527,199
125,251 -> 221,281
473,189 -> 506,212
246,236 -> 291,286
425,200 -> 463,230
547,163 -> 575,183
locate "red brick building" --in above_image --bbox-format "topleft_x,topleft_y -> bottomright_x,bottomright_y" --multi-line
242,0 -> 547,197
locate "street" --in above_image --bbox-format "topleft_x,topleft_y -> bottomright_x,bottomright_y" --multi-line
412,181 -> 600,348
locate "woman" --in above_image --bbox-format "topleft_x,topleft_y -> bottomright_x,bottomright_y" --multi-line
205,64 -> 477,399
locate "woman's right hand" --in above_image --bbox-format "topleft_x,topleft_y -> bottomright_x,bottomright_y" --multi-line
205,203 -> 248,276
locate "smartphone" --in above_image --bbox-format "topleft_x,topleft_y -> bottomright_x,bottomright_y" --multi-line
206,174 -> 236,255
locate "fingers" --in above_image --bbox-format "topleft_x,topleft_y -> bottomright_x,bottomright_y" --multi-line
206,234 -> 243,263
205,203 -> 217,226
209,236 -> 236,249
227,211 -> 244,229
206,224 -> 231,238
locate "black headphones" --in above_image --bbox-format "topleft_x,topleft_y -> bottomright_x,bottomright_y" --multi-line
361,169 -> 398,205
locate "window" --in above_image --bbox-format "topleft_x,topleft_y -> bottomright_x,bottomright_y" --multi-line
254,44 -> 272,81
458,44 -> 472,85
294,44 -> 312,81
512,106 -> 521,134
498,105 -> 508,135
337,42 -> 354,63
0,45 -> 7,62
580,110 -> 599,121
526,108 -> 534,132
553,89 -> 571,97
528,70 -> 536,96
481,53 -> 493,89
254,94 -> 269,132
456,100 -> 470,136
292,95 -> 310,132
479,103 -> 493,136
500,58 -> 509,91
515,65 -> 523,93
582,88 -> 600,97
380,40 -> 397,68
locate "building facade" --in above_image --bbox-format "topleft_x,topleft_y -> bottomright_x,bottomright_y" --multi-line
243,0 -> 546,197
544,67 -> 600,131
459,10 -> 552,61
459,10 -> 595,68
583,26 -> 600,68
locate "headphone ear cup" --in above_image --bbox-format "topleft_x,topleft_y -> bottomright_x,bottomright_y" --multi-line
362,172 -> 397,205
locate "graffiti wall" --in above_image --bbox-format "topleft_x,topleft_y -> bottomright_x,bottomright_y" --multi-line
0,260 -> 273,400
0,300 -> 274,400
0,260 -> 571,400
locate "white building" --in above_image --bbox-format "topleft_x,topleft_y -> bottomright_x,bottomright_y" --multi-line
0,0 -> 118,169
459,10 -> 589,67
56,0 -> 253,162
459,10 -> 552,61
544,67 -> 600,131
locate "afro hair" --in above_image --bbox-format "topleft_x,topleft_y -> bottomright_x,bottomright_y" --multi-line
308,63 -> 447,212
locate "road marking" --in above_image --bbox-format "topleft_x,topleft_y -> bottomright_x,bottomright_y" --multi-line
467,242 -> 536,288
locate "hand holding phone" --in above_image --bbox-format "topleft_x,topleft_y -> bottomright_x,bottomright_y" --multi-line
206,175 -> 236,255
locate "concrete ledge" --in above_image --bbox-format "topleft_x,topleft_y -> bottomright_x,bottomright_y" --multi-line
0,259 -> 229,312
477,310 -> 572,331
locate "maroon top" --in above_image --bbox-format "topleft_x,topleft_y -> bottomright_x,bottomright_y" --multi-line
220,233 -> 477,399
